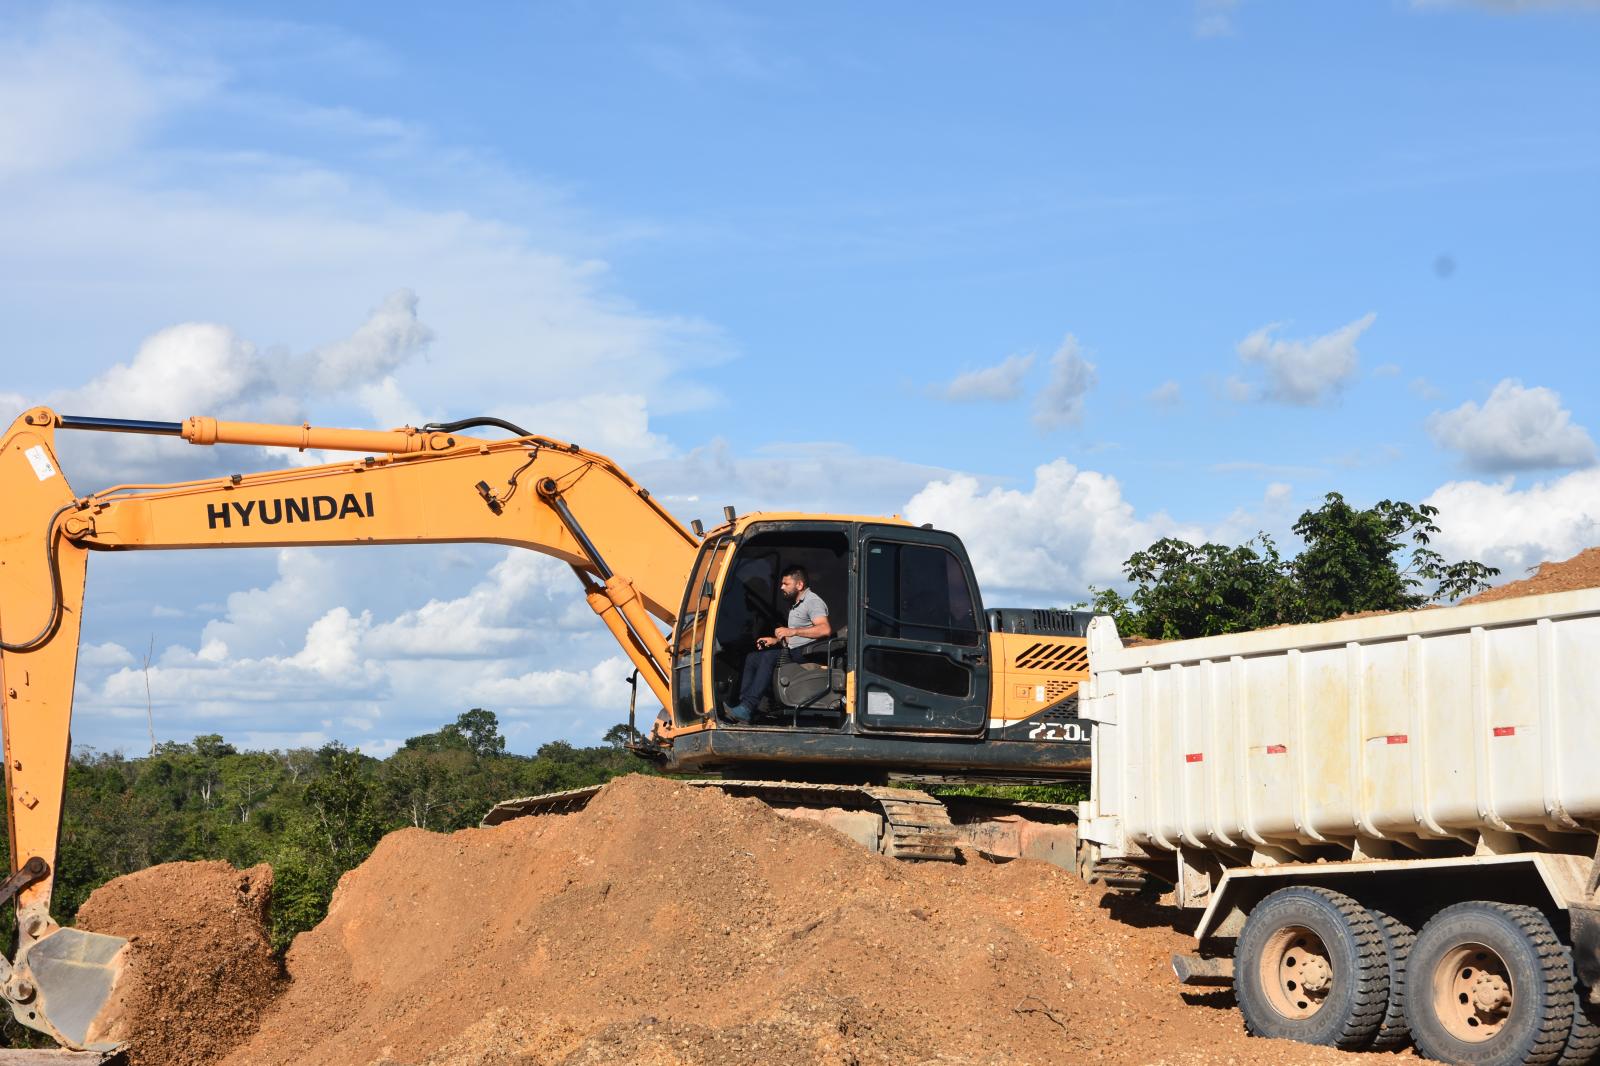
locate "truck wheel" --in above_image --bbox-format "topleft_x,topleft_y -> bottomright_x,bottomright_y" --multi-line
1234,885 -> 1388,1049
1368,906 -> 1416,1051
1556,992 -> 1600,1066
1406,901 -> 1574,1066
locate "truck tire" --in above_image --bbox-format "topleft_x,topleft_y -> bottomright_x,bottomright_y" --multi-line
1406,901 -> 1574,1066
1556,992 -> 1600,1066
1368,906 -> 1416,1051
1234,885 -> 1389,1049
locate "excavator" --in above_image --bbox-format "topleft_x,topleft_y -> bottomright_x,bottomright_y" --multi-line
0,406 -> 1101,1056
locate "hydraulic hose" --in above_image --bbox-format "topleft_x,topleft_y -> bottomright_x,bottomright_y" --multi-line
0,504 -> 75,653
420,416 -> 535,439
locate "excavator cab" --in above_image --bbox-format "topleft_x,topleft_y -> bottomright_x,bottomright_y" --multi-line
663,516 -> 996,775
709,524 -> 851,723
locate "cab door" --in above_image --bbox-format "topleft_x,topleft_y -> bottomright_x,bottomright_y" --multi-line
853,525 -> 989,735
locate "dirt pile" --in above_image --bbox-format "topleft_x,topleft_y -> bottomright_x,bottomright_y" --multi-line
74,860 -> 283,1066
1462,546 -> 1600,604
197,775 -> 1370,1066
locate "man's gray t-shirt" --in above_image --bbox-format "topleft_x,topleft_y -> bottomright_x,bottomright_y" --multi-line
785,588 -> 829,649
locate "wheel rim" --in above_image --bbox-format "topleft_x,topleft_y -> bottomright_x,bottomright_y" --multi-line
1432,942 -> 1514,1043
1258,924 -> 1334,1020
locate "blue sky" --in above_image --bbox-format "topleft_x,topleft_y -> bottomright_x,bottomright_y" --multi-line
2,1 -> 1597,756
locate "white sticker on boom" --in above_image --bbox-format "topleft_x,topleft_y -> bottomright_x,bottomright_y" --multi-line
867,690 -> 895,716
23,445 -> 57,481
1034,684 -> 1046,702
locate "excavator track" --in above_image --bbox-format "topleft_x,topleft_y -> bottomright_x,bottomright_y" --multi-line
484,780 -> 1081,869
1087,858 -> 1159,894
485,779 -> 962,860
860,786 -> 962,860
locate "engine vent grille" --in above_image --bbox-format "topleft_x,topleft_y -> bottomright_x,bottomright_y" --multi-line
1013,642 -> 1089,672
987,607 -> 1094,636
1042,693 -> 1081,721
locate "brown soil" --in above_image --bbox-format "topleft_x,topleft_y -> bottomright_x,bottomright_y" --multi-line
1461,546 -> 1600,604
74,860 -> 283,1066
180,775 -> 1388,1066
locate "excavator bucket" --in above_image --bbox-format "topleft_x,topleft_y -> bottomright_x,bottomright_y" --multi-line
7,928 -> 129,1052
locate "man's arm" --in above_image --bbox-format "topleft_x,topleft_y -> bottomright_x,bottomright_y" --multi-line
764,615 -> 831,646
780,615 -> 832,639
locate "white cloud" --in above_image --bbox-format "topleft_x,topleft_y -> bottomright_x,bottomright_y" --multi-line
50,291 -> 433,487
305,289 -> 435,396
1194,0 -> 1242,37
1032,335 -> 1098,431
939,354 -> 1034,402
79,642 -> 136,670
0,8 -> 216,180
466,656 -> 634,712
4,8 -> 728,484
1425,468 -> 1600,574
1427,379 -> 1597,472
1148,380 -> 1182,408
365,552 -> 592,658
62,287 -> 427,422
497,394 -> 672,464
1235,312 -> 1376,405
904,460 -> 1204,601
1411,377 -> 1443,401
1221,375 -> 1255,403
637,438 -> 959,516
79,544 -> 629,753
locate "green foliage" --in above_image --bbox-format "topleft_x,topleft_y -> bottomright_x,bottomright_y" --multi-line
12,709 -> 658,961
920,781 -> 1087,805
1096,493 -> 1500,640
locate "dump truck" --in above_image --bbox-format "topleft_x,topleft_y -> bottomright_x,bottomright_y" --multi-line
0,406 -> 1096,1056
1076,588 -> 1600,1066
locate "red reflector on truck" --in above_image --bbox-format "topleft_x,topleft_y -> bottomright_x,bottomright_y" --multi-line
1185,753 -> 1203,763
1386,735 -> 1408,745
1266,744 -> 1287,755
1493,726 -> 1516,737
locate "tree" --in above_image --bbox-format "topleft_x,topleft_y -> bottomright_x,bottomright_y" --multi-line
1092,535 -> 1295,640
602,723 -> 640,750
219,753 -> 283,824
1290,493 -> 1498,617
448,708 -> 506,759
303,744 -> 381,865
1096,493 -> 1499,640
380,747 -> 468,830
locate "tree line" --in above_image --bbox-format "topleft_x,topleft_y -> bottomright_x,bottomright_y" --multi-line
3,710 -> 652,955
1090,493 -> 1499,640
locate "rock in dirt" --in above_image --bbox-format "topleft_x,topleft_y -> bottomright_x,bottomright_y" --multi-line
212,775 -> 1381,1066
1461,546 -> 1600,604
74,860 -> 283,1066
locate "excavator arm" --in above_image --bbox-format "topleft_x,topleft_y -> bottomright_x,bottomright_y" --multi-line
0,406 -> 700,1050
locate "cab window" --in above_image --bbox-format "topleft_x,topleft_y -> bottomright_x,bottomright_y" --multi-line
863,542 -> 979,646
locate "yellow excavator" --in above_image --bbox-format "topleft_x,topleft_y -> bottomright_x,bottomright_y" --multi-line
0,406 -> 1098,1055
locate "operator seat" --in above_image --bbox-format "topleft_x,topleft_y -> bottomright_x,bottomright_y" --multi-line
772,625 -> 847,714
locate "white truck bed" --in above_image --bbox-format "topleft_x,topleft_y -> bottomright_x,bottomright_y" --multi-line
1078,588 -> 1600,862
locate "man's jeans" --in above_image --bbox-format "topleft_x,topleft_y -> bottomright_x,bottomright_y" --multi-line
738,642 -> 825,709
